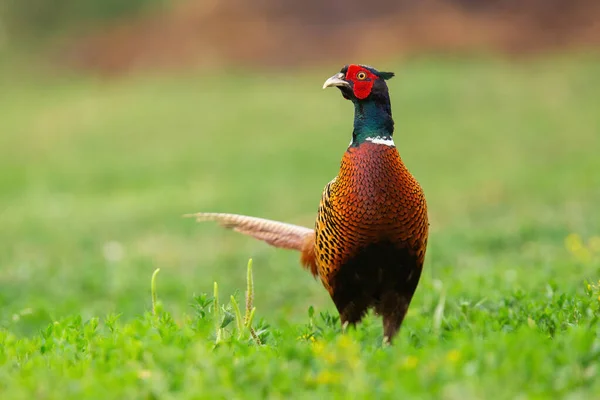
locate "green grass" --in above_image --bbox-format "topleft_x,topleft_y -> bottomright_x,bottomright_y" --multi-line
1,54 -> 600,398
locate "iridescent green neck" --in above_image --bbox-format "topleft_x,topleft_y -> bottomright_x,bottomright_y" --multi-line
350,97 -> 394,147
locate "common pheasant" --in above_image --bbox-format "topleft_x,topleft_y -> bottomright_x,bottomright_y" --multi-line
188,64 -> 429,343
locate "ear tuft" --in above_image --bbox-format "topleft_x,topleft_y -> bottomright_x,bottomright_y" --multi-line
379,71 -> 395,80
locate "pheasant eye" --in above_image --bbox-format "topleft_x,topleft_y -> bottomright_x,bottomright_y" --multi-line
356,71 -> 367,80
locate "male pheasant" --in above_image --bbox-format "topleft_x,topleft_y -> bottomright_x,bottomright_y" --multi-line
188,64 -> 429,343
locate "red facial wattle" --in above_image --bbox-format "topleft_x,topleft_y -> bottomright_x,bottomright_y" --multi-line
345,65 -> 377,100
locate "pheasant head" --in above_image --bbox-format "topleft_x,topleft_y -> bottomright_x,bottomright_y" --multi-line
323,64 -> 396,147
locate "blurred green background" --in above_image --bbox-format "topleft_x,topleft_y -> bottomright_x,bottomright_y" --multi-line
1,0 -> 599,335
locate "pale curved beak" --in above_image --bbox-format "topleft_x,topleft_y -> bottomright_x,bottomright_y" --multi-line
322,73 -> 350,89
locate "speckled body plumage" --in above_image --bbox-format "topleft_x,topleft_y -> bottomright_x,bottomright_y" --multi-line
189,64 -> 429,343
313,141 -> 428,338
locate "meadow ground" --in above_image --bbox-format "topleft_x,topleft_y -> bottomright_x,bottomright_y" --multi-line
1,54 -> 600,398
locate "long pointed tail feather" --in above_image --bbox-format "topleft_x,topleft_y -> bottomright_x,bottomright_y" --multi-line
187,212 -> 318,277
185,212 -> 313,251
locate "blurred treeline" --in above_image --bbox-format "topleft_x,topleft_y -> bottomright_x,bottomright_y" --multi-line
1,0 -> 164,41
1,0 -> 599,73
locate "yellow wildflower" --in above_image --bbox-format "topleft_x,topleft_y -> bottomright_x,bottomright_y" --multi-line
565,233 -> 583,254
403,355 -> 419,369
312,340 -> 325,355
446,349 -> 461,363
313,370 -> 341,385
